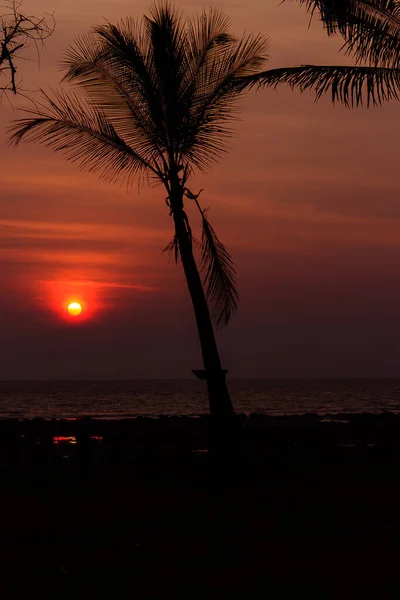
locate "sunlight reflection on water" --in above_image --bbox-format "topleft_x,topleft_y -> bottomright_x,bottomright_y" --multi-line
52,435 -> 103,444
53,436 -> 77,444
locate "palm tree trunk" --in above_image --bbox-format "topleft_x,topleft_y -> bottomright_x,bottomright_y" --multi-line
172,205 -> 235,422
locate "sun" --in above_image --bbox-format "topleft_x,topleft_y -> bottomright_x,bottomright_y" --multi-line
67,302 -> 82,316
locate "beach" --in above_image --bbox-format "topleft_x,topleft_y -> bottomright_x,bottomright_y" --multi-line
2,413 -> 400,598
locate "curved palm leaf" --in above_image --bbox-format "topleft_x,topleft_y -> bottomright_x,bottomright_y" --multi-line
182,30 -> 270,172
295,0 -> 400,67
199,209 -> 239,329
61,30 -> 167,169
9,88 -> 159,183
246,63 -> 400,106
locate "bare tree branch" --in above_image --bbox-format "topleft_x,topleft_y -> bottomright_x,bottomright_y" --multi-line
0,0 -> 55,99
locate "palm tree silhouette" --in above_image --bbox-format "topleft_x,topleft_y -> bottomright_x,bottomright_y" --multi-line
295,0 -> 400,68
9,2 -> 400,430
260,0 -> 400,106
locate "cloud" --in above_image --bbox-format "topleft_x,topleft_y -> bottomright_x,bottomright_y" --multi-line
40,278 -> 155,292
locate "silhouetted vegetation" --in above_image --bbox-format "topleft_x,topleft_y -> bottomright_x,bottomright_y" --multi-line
274,0 -> 400,106
0,0 -> 54,99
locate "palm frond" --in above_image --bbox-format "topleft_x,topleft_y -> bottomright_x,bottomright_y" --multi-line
162,234 -> 179,263
144,2 -> 191,151
199,209 -> 238,329
295,0 -> 400,67
9,89 -> 158,183
250,64 -> 400,106
186,7 -> 234,75
162,231 -> 200,263
181,29 -> 270,171
93,19 -> 168,149
182,8 -> 235,109
61,27 -> 167,168
297,0 -> 400,34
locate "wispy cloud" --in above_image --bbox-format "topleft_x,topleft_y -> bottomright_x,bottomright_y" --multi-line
41,278 -> 155,292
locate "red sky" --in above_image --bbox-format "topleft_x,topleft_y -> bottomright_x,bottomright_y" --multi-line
1,0 -> 400,379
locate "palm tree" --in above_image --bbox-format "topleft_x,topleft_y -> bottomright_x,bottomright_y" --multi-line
8,1 -> 400,435
10,3 -> 258,431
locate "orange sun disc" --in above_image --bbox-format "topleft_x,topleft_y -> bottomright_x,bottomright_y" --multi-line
67,302 -> 82,316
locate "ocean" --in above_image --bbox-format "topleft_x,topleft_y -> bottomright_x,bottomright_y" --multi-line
1,379 -> 400,419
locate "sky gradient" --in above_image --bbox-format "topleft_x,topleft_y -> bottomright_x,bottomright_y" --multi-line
1,0 -> 400,379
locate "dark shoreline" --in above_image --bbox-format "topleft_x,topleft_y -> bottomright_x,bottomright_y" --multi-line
2,412 -> 400,493
2,413 -> 400,598
2,411 -> 400,449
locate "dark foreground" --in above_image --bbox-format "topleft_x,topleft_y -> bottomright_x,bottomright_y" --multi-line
2,413 -> 400,599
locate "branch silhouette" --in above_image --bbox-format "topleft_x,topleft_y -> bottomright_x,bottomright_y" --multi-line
0,0 -> 55,99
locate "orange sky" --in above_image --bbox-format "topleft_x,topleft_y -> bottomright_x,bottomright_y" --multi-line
1,0 -> 400,379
